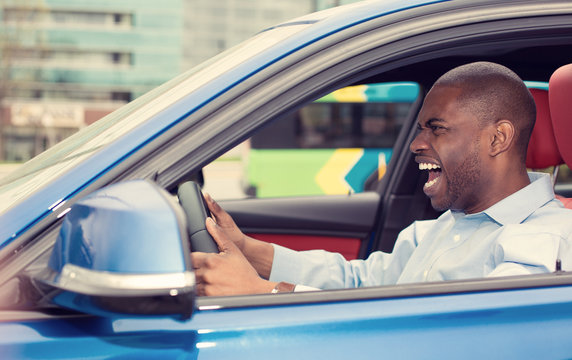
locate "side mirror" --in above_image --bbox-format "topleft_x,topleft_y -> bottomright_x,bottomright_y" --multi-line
36,180 -> 195,320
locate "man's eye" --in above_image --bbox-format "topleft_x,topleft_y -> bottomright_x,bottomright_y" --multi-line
417,122 -> 446,133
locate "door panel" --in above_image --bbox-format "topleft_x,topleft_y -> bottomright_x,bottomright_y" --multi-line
5,281 -> 572,359
221,192 -> 380,259
192,285 -> 572,359
245,233 -> 361,260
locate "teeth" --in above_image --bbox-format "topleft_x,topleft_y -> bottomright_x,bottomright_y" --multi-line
419,163 -> 441,170
425,177 -> 439,188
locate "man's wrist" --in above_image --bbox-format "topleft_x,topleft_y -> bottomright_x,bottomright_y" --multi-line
244,238 -> 274,279
271,281 -> 295,293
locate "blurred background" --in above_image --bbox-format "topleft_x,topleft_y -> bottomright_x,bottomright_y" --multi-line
0,0 -> 363,177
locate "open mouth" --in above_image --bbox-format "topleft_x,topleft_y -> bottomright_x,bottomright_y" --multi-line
419,162 -> 442,189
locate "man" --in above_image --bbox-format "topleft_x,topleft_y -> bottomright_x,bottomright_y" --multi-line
192,61 -> 572,296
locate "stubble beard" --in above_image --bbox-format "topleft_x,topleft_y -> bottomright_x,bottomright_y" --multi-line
432,142 -> 481,212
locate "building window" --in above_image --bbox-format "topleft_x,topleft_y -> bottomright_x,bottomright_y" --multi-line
3,7 -> 133,29
111,92 -> 131,102
6,47 -> 132,68
7,86 -> 133,103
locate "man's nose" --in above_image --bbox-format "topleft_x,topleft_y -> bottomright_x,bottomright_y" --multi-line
409,130 -> 429,154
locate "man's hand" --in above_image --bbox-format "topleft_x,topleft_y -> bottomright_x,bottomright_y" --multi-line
204,193 -> 247,251
191,217 -> 277,296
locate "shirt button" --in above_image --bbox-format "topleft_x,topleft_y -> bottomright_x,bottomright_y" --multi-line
423,270 -> 429,279
453,234 -> 461,242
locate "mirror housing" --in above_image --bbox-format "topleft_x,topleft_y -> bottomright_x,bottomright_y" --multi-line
36,180 -> 195,320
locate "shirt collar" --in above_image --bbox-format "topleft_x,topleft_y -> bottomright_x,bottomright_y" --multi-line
482,172 -> 555,225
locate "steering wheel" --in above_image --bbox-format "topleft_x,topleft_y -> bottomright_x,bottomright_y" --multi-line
177,181 -> 219,253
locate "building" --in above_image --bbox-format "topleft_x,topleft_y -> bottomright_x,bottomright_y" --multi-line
0,0 -> 186,161
182,0 -> 314,70
0,0 -> 362,162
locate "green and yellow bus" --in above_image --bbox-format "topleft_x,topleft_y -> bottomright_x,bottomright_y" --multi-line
245,82 -> 420,197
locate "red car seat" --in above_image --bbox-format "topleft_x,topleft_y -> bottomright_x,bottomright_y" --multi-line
549,64 -> 572,208
526,88 -> 562,169
525,86 -> 572,209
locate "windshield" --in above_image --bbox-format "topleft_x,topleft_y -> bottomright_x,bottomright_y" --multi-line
0,23 -> 314,215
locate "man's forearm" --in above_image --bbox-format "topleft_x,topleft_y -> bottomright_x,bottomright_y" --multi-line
241,235 -> 274,279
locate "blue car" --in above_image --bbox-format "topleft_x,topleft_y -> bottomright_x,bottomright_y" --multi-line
2,0 -> 572,358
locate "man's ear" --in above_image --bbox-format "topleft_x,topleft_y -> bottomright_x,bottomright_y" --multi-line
489,120 -> 515,157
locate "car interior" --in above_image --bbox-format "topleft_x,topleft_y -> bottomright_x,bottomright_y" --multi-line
190,55 -> 572,305
203,38 -> 572,265
337,43 -> 572,254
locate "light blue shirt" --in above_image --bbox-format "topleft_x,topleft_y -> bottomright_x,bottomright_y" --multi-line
269,172 -> 572,289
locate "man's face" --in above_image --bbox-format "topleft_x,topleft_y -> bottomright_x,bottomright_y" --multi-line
410,85 -> 487,213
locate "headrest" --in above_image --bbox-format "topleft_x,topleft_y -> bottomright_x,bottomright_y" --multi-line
526,88 -> 562,169
550,64 -> 572,167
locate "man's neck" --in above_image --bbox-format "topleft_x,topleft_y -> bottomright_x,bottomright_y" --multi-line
464,167 -> 531,214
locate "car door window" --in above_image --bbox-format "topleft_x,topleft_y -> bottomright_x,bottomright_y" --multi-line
203,82 -> 420,199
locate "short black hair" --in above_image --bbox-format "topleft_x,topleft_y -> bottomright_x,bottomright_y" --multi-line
434,61 -> 536,163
